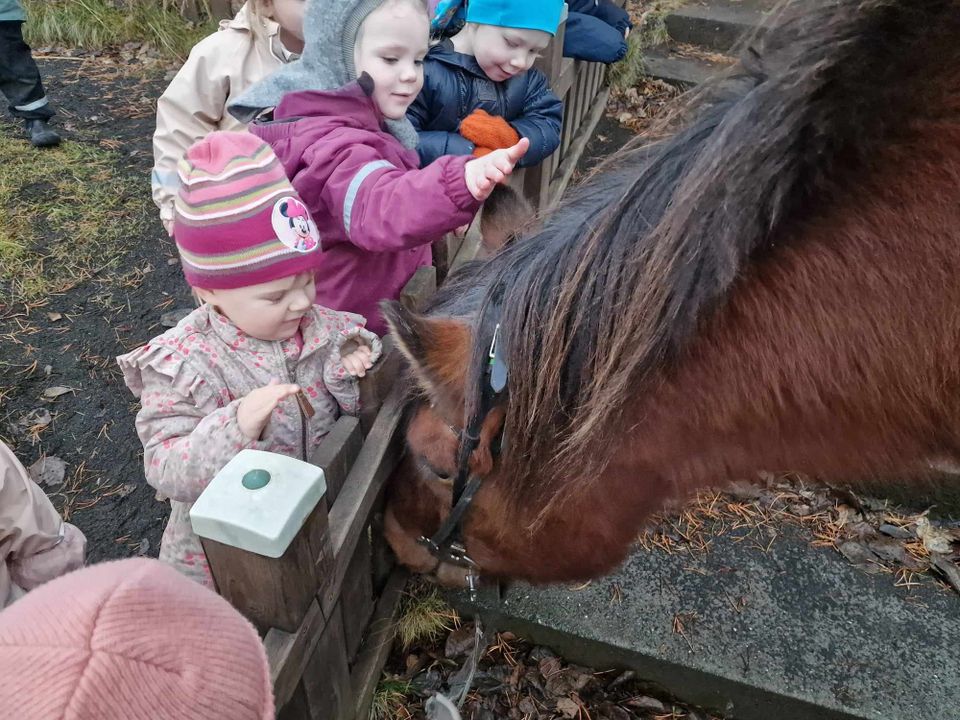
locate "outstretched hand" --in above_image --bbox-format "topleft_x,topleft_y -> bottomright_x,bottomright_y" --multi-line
464,137 -> 529,201
237,380 -> 300,441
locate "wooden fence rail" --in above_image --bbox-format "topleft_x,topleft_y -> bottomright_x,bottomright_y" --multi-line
192,8 -> 623,718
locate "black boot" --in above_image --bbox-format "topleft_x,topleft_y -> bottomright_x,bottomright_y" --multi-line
24,119 -> 60,148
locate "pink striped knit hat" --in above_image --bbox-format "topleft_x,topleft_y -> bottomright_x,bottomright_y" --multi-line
174,131 -> 321,289
0,558 -> 274,720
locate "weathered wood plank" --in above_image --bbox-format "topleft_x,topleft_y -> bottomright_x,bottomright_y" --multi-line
359,335 -> 399,435
340,530 -> 375,661
203,495 -> 333,633
276,683 -> 311,720
399,264 -> 438,312
351,569 -> 409,720
554,57 -> 577,99
302,603 -> 352,720
266,599 -> 328,711
322,386 -> 406,617
548,88 -> 611,211
368,496 -> 397,595
310,415 -> 363,505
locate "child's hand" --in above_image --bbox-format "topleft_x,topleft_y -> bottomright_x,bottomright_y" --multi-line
162,218 -> 174,237
342,344 -> 375,377
464,138 -> 530,201
237,380 -> 300,440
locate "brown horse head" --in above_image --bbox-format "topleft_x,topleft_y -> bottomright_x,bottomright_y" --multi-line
384,0 -> 960,585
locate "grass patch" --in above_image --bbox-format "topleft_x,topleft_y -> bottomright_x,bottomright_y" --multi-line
0,126 -> 148,305
609,0 -> 685,91
22,0 -> 219,62
369,677 -> 414,720
394,580 -> 459,650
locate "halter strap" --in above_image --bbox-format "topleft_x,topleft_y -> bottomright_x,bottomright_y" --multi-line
419,296 -> 508,570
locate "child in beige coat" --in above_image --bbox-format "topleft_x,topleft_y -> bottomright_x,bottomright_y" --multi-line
152,0 -> 306,235
0,442 -> 86,608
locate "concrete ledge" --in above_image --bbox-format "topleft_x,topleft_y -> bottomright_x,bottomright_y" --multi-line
665,0 -> 775,52
642,46 -> 729,87
449,525 -> 960,720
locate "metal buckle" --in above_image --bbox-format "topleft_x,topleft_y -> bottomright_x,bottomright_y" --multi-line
418,534 -> 440,554
446,541 -> 478,568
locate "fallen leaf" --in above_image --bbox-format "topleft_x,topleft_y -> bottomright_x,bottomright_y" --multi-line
866,537 -> 925,571
444,624 -> 477,659
27,456 -> 67,487
837,541 -> 883,572
46,312 -> 62,321
916,517 -> 954,555
18,408 -> 52,429
879,523 -> 914,540
624,695 -> 666,712
556,697 -> 580,718
160,308 -> 191,328
42,386 -> 74,400
930,555 -> 960,594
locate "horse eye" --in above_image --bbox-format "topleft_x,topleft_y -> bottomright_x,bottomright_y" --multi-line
419,456 -> 451,480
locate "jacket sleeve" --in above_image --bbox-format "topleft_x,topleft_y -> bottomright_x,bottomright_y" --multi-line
508,69 -> 564,167
415,130 -> 476,167
562,13 -> 628,64
302,139 -> 482,252
0,443 -> 85,605
406,62 -> 475,166
152,39 -> 231,224
321,317 -> 384,415
135,373 -> 269,503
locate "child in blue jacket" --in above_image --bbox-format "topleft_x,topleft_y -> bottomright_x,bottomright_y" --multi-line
408,0 -> 564,168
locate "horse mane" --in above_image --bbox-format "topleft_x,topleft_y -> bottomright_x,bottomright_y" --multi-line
439,0 -> 960,488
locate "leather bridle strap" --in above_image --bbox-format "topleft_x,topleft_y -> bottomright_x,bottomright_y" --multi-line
418,301 -> 507,569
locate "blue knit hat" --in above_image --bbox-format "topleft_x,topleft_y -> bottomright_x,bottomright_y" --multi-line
465,0 -> 565,36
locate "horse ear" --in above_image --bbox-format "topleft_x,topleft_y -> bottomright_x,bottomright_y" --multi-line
479,183 -> 535,254
382,301 -> 471,399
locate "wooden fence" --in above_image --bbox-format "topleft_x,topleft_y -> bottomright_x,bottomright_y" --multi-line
194,11 -> 622,720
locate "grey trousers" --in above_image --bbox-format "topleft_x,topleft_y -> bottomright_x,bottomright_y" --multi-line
0,20 -> 54,120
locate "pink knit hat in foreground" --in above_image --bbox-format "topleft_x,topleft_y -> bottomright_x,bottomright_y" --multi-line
0,558 -> 274,720
174,131 -> 321,289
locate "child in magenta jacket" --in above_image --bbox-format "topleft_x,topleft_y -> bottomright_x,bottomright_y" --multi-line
230,0 -> 528,334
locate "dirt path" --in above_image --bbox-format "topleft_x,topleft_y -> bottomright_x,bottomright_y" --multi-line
0,57 -> 193,562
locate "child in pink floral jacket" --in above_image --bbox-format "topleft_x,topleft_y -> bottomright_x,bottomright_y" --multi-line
118,132 -> 381,588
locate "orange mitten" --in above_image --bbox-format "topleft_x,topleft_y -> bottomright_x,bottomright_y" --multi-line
459,109 -> 520,157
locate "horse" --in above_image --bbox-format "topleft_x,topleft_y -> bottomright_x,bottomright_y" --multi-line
381,0 -> 960,585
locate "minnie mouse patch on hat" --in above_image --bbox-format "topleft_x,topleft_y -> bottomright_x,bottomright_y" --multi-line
272,197 -> 320,252
173,132 -> 323,290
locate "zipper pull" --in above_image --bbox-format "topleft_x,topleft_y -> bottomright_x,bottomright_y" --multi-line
295,389 -> 315,418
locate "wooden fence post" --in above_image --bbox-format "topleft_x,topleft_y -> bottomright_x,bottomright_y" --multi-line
191,450 -> 334,633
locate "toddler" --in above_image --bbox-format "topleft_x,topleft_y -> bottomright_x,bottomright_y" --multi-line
120,132 -> 381,588
152,0 -> 306,235
229,0 -> 527,334
408,0 -> 564,168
